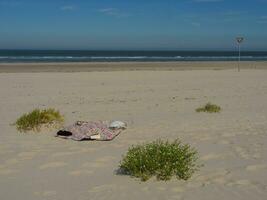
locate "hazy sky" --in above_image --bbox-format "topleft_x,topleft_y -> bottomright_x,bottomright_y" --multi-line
1,0 -> 267,50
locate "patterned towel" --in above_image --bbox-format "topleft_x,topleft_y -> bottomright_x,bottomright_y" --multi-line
56,121 -> 124,141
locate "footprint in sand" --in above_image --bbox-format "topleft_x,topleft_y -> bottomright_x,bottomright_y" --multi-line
212,176 -> 229,185
17,151 -> 37,160
219,140 -> 232,145
82,161 -> 107,168
186,181 -> 206,189
39,162 -> 67,170
200,153 -> 224,161
88,185 -> 112,193
197,135 -> 214,141
83,156 -> 115,168
34,190 -> 57,197
194,169 -> 231,185
3,153 -> 37,167
95,156 -> 115,163
5,158 -> 19,165
89,162 -> 107,168
245,164 -> 267,172
88,184 -> 128,199
0,168 -> 19,175
156,187 -> 167,191
141,186 -> 149,192
169,194 -> 184,200
88,184 -> 126,193
234,146 -> 251,159
68,170 -> 93,176
252,153 -> 261,159
226,179 -> 253,187
171,187 -> 186,193
0,161 -> 19,175
110,143 -> 125,148
52,148 -> 96,158
51,151 -> 77,157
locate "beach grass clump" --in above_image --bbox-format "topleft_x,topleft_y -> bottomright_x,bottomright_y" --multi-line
196,103 -> 221,113
119,139 -> 199,181
15,108 -> 64,132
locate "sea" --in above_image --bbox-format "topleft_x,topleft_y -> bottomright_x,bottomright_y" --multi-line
0,50 -> 267,63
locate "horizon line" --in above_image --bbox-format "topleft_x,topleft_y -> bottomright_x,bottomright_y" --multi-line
1,49 -> 267,52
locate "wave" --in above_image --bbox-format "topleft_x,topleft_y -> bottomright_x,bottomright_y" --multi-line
1,55 -> 267,59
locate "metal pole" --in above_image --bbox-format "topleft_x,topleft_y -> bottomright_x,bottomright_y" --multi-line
238,43 -> 240,72
236,37 -> 244,72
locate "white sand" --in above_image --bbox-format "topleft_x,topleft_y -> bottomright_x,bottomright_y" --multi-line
0,68 -> 267,200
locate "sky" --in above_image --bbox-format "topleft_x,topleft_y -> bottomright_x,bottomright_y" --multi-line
0,0 -> 267,50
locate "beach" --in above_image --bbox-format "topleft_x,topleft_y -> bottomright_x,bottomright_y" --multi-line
1,61 -> 267,73
0,62 -> 267,200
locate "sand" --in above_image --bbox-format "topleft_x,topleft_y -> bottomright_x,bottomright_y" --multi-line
1,61 -> 267,73
0,62 -> 267,200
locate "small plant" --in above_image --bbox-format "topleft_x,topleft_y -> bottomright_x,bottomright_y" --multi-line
15,108 -> 64,132
196,103 -> 221,113
119,139 -> 199,181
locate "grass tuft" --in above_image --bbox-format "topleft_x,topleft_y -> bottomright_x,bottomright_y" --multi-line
119,139 -> 200,181
196,103 -> 221,113
15,108 -> 64,132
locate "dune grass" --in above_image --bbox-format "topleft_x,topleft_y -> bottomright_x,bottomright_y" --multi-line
119,139 -> 199,181
15,108 -> 64,132
196,103 -> 221,113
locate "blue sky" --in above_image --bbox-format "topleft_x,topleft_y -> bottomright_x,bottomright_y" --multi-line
0,0 -> 267,50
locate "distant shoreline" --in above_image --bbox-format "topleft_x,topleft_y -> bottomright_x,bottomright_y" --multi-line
1,61 -> 267,73
1,50 -> 267,63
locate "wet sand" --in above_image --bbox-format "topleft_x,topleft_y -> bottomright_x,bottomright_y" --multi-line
1,61 -> 267,73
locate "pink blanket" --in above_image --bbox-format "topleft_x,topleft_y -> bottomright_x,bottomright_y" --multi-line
56,121 -> 123,141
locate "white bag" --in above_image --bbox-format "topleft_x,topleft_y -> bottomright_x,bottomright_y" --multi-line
109,121 -> 127,130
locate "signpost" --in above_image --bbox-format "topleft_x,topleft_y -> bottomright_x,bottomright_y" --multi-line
236,37 -> 244,72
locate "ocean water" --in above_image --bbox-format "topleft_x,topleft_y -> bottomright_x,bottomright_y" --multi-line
0,50 -> 267,63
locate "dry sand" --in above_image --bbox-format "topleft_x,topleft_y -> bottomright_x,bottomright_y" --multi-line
0,62 -> 267,200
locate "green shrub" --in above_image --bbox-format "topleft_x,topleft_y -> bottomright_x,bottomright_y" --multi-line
196,103 -> 221,113
119,139 -> 199,181
15,108 -> 64,132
